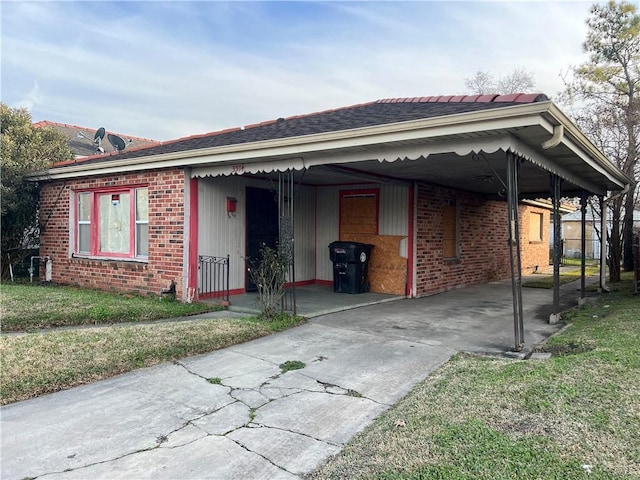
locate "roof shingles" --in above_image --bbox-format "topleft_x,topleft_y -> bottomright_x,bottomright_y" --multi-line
51,93 -> 549,167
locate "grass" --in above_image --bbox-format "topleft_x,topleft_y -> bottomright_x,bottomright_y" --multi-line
0,283 -> 305,404
561,257 -> 600,268
279,359 -> 306,373
0,282 -> 219,332
311,273 -> 639,480
523,265 -> 600,289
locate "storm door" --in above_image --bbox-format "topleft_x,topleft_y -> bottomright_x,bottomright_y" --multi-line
245,187 -> 279,291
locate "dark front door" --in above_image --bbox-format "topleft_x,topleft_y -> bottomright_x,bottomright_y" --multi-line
246,187 -> 279,291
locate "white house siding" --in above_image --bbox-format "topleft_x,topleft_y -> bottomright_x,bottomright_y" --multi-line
292,185 -> 316,282
197,176 -> 316,292
315,183 -> 409,281
198,176 -> 249,291
380,184 -> 409,236
315,187 -> 340,281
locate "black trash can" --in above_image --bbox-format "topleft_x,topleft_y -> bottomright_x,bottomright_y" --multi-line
328,241 -> 373,294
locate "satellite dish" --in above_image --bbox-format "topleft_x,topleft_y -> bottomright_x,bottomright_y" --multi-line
94,127 -> 106,153
107,133 -> 127,152
94,127 -> 106,142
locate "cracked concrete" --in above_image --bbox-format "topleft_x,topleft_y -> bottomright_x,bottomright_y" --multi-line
1,279 -> 577,479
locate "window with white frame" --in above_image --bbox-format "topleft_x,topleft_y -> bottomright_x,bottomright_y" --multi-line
75,187 -> 149,259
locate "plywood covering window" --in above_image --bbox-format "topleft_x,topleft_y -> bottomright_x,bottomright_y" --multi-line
443,200 -> 458,258
529,212 -> 543,242
339,190 -> 378,241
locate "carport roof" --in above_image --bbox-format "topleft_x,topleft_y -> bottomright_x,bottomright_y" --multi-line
42,93 -> 631,197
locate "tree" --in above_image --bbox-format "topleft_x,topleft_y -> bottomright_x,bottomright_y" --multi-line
0,103 -> 73,279
464,71 -> 495,94
464,68 -> 536,95
562,0 -> 640,279
570,101 -> 630,279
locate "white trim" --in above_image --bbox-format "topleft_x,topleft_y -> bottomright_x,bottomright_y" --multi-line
38,101 -> 629,196
507,137 -> 605,195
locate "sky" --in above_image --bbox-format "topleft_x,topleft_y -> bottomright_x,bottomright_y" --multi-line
2,1 -> 597,142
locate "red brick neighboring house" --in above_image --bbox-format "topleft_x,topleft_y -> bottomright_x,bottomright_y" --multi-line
36,94 -> 629,308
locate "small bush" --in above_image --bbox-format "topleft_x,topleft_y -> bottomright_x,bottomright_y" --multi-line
247,244 -> 288,321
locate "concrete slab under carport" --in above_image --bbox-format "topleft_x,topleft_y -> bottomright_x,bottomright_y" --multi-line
1,277 -> 593,480
309,276 -> 590,356
223,283 -> 404,318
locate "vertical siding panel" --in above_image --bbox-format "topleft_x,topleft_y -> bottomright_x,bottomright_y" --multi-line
198,176 -> 246,291
198,177 -> 319,290
293,185 -> 315,282
198,180 -> 409,288
315,186 -> 340,280
379,184 -> 408,235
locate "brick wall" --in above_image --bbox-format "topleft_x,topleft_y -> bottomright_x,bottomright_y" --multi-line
39,168 -> 186,298
415,184 -> 550,296
519,206 -> 551,274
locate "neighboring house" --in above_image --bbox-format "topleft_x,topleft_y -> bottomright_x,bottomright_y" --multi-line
561,208 -> 640,260
36,93 -> 630,304
520,198 -> 575,268
33,121 -> 159,158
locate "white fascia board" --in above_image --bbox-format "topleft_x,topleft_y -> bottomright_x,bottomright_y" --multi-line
42,103 -> 552,181
192,135 -> 518,178
509,137 -> 605,195
545,104 -> 631,188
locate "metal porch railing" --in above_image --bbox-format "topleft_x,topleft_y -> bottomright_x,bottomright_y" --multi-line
198,255 -> 230,301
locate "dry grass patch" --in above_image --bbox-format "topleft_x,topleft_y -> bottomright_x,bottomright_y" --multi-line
1,315 -> 304,405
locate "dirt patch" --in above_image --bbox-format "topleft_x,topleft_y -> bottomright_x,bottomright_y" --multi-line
539,340 -> 596,356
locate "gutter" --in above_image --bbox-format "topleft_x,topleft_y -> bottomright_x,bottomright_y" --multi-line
545,104 -> 633,188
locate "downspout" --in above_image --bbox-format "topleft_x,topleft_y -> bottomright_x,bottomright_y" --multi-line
542,124 -> 564,150
600,183 -> 630,292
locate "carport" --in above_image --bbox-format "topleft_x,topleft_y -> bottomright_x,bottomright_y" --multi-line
38,94 -> 630,352
191,94 -> 630,350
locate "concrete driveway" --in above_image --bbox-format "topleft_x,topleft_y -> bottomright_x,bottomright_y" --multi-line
1,279 -> 583,479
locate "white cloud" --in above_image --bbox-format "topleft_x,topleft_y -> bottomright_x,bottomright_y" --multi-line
15,81 -> 41,111
1,1 -> 596,141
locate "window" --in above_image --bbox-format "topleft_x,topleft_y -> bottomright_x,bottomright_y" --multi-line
339,190 -> 379,241
75,187 -> 148,259
529,212 -> 543,242
443,200 -> 458,258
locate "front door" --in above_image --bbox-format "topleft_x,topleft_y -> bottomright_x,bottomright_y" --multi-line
245,187 -> 279,292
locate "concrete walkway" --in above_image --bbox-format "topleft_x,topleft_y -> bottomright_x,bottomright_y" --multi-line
1,278 -> 592,479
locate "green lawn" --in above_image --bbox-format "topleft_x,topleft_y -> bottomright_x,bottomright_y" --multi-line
0,283 -> 219,331
311,273 -> 639,479
523,265 -> 600,289
0,282 -> 304,404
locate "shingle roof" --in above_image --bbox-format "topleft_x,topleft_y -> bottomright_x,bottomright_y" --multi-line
34,121 -> 159,158
51,93 -> 549,167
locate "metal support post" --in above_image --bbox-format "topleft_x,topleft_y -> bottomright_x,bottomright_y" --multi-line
506,151 -> 524,350
580,190 -> 587,302
550,174 -> 563,323
279,170 -> 297,315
